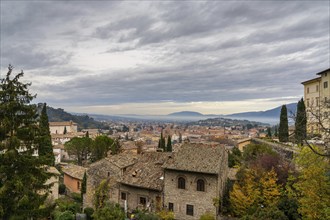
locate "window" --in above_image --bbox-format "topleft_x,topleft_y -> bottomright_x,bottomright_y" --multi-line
139,197 -> 147,206
186,204 -> 194,216
197,179 -> 205,191
107,172 -> 110,177
168,203 -> 174,212
77,181 -> 81,190
121,192 -> 127,200
316,85 -> 319,92
178,177 -> 186,189
316,97 -> 319,106
325,72 -> 328,77
307,87 -> 310,93
324,81 -> 328,89
307,99 -> 310,107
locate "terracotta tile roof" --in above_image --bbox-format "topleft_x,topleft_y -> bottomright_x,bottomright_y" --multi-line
301,77 -> 321,85
120,152 -> 172,191
163,143 -> 226,174
62,164 -> 86,180
105,153 -> 138,168
87,153 -> 139,187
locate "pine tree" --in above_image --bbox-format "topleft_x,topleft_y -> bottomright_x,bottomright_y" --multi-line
38,103 -> 55,166
0,65 -> 53,219
278,105 -> 289,142
166,135 -> 172,152
295,98 -> 307,145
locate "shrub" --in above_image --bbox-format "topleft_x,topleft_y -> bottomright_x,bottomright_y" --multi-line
59,183 -> 66,194
71,192 -> 82,203
157,210 -> 174,220
55,210 -> 75,220
84,207 -> 94,220
200,212 -> 215,220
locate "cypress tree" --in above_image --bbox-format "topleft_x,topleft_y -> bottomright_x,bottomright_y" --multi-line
81,171 -> 87,201
295,98 -> 307,145
279,105 -> 289,142
38,103 -> 55,166
274,125 -> 278,137
0,65 -> 53,219
267,127 -> 272,138
63,126 -> 67,134
167,135 -> 172,152
160,131 -> 166,151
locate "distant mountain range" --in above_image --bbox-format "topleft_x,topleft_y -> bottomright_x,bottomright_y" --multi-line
226,103 -> 297,118
40,102 -> 298,126
168,111 -> 204,117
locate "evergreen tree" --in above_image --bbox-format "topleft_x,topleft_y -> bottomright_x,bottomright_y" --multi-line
158,139 -> 161,149
267,127 -> 272,138
0,65 -> 53,219
295,98 -> 307,145
179,132 -> 182,143
278,105 -> 289,142
274,125 -> 278,137
63,126 -> 67,134
90,135 -> 114,162
65,137 -> 92,165
38,103 -> 55,165
85,131 -> 89,138
160,131 -> 166,151
81,171 -> 87,202
167,135 -> 172,152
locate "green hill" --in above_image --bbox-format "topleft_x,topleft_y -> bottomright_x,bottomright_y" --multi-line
37,103 -> 108,130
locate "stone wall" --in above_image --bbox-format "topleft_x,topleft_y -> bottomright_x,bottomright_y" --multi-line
163,170 -> 219,220
119,184 -> 162,212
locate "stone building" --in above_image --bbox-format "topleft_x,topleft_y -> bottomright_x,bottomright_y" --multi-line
84,143 -> 228,220
119,152 -> 172,212
302,68 -> 330,134
84,153 -> 138,208
163,143 -> 228,220
49,121 -> 78,134
62,164 -> 86,193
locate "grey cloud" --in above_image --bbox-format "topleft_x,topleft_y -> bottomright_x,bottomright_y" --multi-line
1,45 -> 72,71
1,1 -> 329,111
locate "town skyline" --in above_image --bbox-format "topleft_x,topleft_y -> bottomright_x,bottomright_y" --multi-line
1,1 -> 329,115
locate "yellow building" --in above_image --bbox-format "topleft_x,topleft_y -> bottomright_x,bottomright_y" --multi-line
302,68 -> 330,134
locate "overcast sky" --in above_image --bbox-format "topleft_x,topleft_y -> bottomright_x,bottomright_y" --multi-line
1,1 -> 329,115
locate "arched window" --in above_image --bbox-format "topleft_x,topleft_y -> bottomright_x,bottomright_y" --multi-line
197,179 -> 205,191
178,177 -> 186,189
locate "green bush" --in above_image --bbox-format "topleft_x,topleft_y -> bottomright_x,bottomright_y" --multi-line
59,183 -> 66,194
200,212 -> 215,220
84,207 -> 94,220
55,197 -> 80,214
71,192 -> 82,203
55,210 -> 75,220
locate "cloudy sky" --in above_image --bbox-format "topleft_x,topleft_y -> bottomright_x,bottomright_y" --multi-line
1,1 -> 329,115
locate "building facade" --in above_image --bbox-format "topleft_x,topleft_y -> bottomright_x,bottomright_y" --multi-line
163,144 -> 228,220
302,68 -> 330,134
84,144 -> 228,220
62,164 -> 86,193
49,121 -> 78,134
